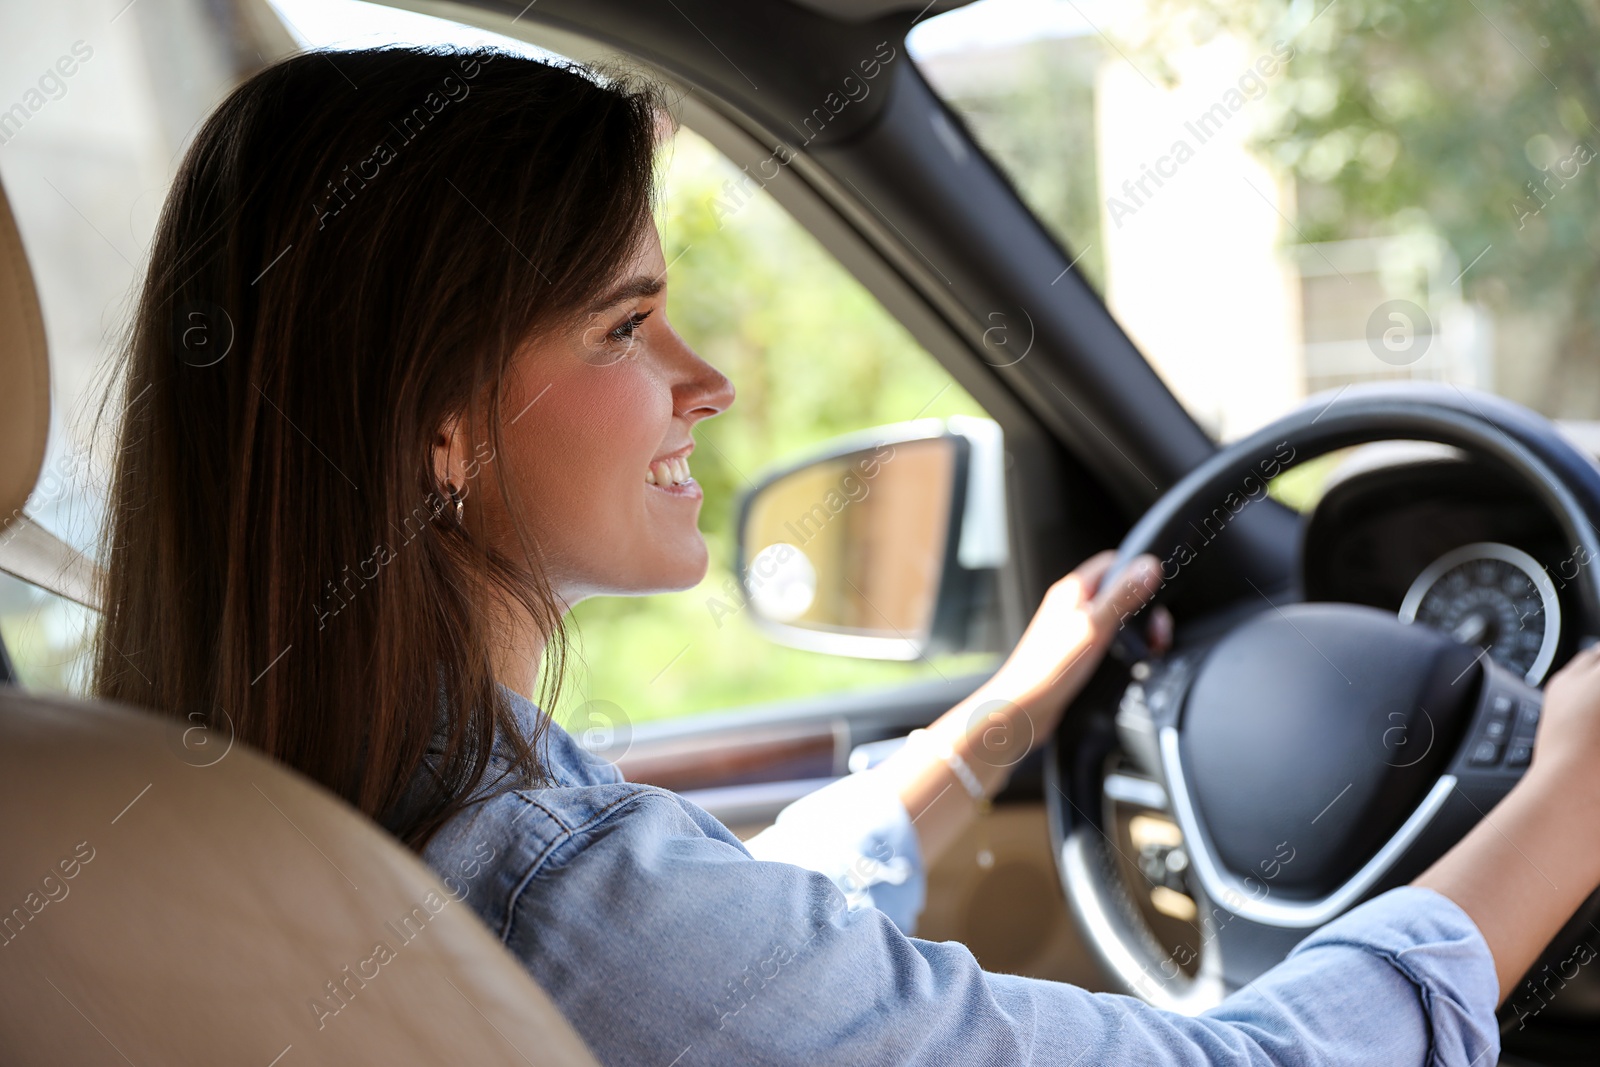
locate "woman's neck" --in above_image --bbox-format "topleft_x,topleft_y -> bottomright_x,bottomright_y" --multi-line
486,598 -> 546,704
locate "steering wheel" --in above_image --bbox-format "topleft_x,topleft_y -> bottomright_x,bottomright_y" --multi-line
1045,382 -> 1600,1013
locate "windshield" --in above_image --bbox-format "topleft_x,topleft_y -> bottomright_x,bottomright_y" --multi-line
909,0 -> 1600,442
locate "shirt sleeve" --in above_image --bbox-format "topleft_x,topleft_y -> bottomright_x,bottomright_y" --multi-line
742,769 -> 926,934
1221,886 -> 1502,1067
502,788 -> 1502,1067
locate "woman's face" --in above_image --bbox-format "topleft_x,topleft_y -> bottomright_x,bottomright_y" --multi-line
449,225 -> 734,605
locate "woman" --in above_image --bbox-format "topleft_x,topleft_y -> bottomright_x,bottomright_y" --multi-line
92,46 -> 1600,1065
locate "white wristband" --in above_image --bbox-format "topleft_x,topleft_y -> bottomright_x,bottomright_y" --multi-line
907,728 -> 987,801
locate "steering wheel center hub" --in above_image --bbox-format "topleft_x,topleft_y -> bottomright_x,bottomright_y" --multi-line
1179,603 -> 1481,896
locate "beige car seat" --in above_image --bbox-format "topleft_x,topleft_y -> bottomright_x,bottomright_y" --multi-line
0,176 -> 602,1066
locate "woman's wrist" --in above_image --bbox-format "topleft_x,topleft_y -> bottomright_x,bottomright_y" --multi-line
905,727 -> 988,801
969,675 -> 1052,756
1513,755 -> 1600,858
930,683 -> 1043,797
883,694 -> 1021,809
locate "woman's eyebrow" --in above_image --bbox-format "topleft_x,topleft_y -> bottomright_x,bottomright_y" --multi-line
588,275 -> 664,313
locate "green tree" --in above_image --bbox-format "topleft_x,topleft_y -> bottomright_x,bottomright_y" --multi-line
1169,0 -> 1600,417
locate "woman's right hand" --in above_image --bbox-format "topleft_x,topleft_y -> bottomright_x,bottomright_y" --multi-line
1524,642 -> 1600,798
1414,643 -> 1600,1003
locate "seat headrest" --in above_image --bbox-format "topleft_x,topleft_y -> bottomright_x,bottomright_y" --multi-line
0,688 -> 600,1066
0,175 -> 50,533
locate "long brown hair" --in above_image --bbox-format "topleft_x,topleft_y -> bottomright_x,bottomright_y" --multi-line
92,47 -> 667,846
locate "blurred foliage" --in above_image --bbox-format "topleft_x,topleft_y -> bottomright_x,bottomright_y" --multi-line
1153,0 -> 1600,417
545,130 -> 996,728
1265,447 -> 1357,512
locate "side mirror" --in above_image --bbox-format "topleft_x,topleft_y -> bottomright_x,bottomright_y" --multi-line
734,417 -> 1006,660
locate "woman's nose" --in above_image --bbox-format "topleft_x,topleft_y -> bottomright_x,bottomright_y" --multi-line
674,343 -> 735,423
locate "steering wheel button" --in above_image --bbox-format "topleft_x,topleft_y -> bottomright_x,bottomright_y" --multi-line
1482,717 -> 1509,740
1516,700 -> 1541,731
1468,739 -> 1502,766
1491,694 -> 1514,715
1505,743 -> 1533,768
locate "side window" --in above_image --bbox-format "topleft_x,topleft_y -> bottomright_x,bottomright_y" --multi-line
0,573 -> 94,692
559,127 -> 1000,724
0,8 -> 198,694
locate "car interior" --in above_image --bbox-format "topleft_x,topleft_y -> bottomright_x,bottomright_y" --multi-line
3,1 -> 1600,1064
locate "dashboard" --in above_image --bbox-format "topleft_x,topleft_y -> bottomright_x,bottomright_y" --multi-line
1299,447 -> 1583,686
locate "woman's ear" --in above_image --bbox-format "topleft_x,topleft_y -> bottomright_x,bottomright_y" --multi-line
432,413 -> 469,492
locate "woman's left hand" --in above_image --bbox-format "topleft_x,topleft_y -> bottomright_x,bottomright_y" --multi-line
887,550 -> 1171,860
966,550 -> 1171,770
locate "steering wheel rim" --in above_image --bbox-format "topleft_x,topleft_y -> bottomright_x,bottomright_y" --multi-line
1046,382 -> 1600,1012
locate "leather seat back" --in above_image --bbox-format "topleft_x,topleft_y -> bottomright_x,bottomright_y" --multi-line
0,688 -> 600,1065
0,177 -> 47,532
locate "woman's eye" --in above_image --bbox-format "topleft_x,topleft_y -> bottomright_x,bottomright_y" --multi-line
608,309 -> 652,346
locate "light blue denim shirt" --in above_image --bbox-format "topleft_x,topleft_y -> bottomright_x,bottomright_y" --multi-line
411,685 -> 1502,1066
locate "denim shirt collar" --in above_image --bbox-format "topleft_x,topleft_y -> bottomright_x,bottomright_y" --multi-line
375,672 -> 629,846
425,676 -> 624,791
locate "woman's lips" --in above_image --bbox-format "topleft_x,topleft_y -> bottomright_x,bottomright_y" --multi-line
647,477 -> 702,500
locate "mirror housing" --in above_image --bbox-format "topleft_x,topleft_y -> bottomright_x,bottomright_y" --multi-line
733,417 -> 1006,660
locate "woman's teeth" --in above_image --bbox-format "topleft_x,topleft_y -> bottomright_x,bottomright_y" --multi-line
646,456 -> 692,486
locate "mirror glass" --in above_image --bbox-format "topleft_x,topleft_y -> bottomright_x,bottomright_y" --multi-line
740,437 -> 957,652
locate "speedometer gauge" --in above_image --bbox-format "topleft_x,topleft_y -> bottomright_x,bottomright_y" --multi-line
1398,542 -> 1561,684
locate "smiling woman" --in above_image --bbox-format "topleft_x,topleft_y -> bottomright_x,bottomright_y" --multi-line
92,46 -> 670,846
